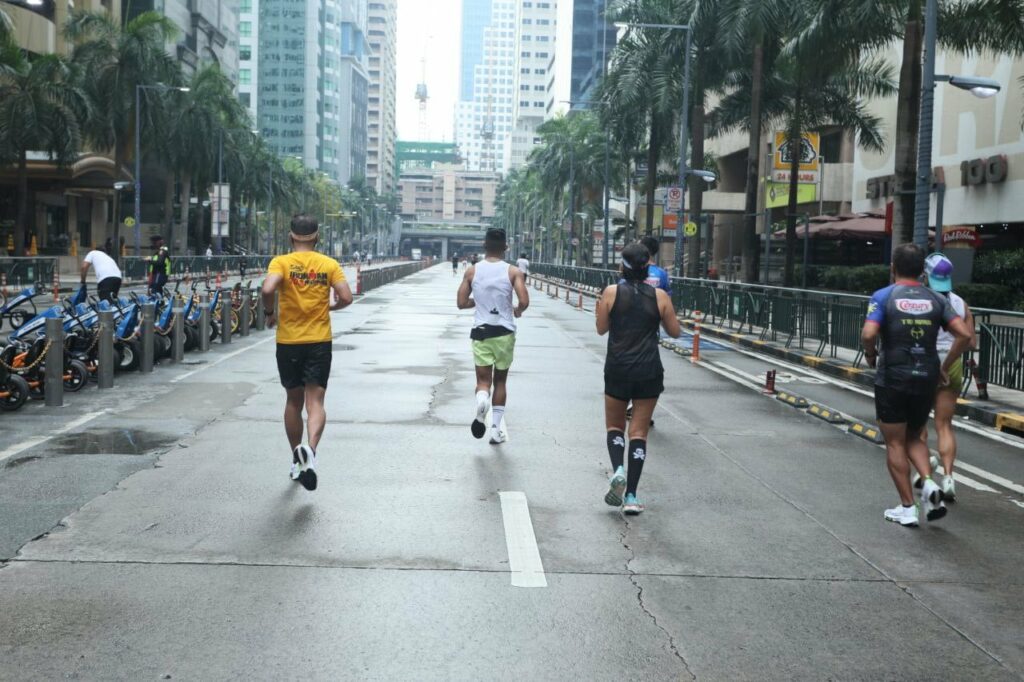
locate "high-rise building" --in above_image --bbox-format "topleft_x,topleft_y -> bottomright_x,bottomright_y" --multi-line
366,0 -> 398,195
237,0 -> 259,123
505,0 -> 558,170
454,0 -> 518,175
459,0 -> 494,102
569,0 -> 615,107
256,0 -> 369,184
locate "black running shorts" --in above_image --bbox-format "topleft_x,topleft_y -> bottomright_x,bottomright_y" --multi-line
604,371 -> 664,402
276,342 -> 332,389
874,384 -> 934,432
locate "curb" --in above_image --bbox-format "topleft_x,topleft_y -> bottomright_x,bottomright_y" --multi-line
680,319 -> 1019,432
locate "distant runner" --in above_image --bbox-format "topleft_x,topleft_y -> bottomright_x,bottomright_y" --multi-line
516,253 -> 530,284
597,243 -> 681,515
861,244 -> 971,527
262,214 -> 353,491
915,253 -> 976,502
452,253 -> 460,277
457,228 -> 529,444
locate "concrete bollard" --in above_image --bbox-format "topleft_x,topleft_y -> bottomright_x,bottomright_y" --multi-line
171,307 -> 185,363
254,290 -> 266,331
239,288 -> 251,337
141,302 -> 156,373
221,296 -> 232,345
44,317 -> 63,407
199,294 -> 211,352
97,309 -> 114,389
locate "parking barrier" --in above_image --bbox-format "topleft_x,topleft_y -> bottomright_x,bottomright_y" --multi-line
221,296 -> 232,345
762,369 -> 776,395
52,271 -> 60,303
97,310 -> 114,389
44,317 -> 63,407
199,294 -> 211,352
141,302 -> 155,372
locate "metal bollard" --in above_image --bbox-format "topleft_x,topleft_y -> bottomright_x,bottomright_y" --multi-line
221,296 -> 232,345
141,302 -> 155,372
44,317 -> 64,407
97,309 -> 114,389
239,287 -> 251,337
199,294 -> 211,352
254,290 -> 266,331
171,307 -> 185,363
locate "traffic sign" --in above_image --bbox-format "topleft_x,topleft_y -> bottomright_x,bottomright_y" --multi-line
123,217 -> 136,227
666,186 -> 683,212
684,221 -> 698,237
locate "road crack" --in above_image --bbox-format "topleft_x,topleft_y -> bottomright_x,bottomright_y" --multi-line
621,520 -> 696,680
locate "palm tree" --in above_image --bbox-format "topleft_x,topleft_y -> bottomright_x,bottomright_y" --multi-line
65,9 -> 180,253
0,48 -> 90,256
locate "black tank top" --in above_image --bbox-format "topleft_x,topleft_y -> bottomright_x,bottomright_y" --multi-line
606,282 -> 662,379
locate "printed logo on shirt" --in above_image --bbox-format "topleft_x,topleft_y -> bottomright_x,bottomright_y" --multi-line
288,265 -> 330,288
867,301 -> 879,316
895,298 -> 934,315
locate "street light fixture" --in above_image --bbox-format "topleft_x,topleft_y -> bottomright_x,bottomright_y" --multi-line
617,21 -> 693,277
913,0 -> 1002,249
134,84 -> 189,256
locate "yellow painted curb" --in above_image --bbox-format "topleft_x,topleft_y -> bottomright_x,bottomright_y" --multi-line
994,413 -> 1024,433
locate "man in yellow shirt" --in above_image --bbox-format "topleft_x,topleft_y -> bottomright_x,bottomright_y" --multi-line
262,214 -> 353,490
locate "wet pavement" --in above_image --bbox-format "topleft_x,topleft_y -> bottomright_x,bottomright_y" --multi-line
0,265 -> 1022,680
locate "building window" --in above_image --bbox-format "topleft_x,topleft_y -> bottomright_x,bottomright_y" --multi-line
239,0 -> 252,12
239,21 -> 252,37
239,69 -> 251,85
240,45 -> 252,61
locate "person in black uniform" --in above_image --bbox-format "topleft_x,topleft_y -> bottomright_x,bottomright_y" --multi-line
596,242 -> 681,515
451,253 -> 459,276
861,243 -> 972,527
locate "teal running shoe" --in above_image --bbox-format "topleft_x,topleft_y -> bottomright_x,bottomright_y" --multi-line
604,466 -> 626,506
622,493 -> 645,515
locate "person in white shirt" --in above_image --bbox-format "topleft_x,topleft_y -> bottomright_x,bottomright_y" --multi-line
516,253 -> 530,283
205,245 -> 213,257
81,246 -> 123,302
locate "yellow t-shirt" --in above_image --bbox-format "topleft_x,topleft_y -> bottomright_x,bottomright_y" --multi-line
268,251 -> 346,344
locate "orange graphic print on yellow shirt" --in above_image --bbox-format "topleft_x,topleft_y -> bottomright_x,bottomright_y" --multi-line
268,251 -> 346,344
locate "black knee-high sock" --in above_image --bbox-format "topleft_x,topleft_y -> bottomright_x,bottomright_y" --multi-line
626,439 -> 647,495
607,430 -> 625,471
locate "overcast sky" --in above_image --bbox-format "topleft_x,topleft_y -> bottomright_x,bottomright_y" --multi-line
395,0 -> 462,142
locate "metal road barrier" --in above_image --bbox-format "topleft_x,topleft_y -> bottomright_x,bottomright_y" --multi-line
532,262 -> 1024,397
119,255 -> 274,282
0,257 -> 58,287
357,260 -> 433,294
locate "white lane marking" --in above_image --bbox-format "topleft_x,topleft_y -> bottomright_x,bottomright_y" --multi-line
499,491 -> 547,588
952,473 -> 998,493
0,410 -> 107,465
955,461 -> 1024,496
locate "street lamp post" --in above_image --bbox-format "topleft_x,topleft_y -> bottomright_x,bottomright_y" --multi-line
913,0 -> 1001,249
135,84 -> 190,256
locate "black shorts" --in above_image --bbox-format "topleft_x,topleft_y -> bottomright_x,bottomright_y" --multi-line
874,384 -> 934,431
605,371 -> 664,402
97,277 -> 122,303
276,342 -> 332,390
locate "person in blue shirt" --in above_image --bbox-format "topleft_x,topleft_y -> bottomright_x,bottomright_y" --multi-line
860,243 -> 972,528
640,236 -> 672,295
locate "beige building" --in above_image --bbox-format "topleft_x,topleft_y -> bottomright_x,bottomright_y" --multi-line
366,0 -> 398,195
397,166 -> 499,224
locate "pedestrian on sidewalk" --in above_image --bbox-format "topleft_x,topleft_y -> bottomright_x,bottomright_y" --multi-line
597,242 -> 681,515
914,253 -> 977,502
861,244 -> 972,527
81,244 -> 122,303
262,214 -> 353,491
516,253 -> 530,284
457,228 -> 529,444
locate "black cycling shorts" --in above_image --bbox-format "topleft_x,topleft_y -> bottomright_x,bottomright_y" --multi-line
605,371 -> 664,402
276,342 -> 332,390
874,384 -> 934,431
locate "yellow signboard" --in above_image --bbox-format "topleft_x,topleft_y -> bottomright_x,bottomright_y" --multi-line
123,217 -> 136,227
684,221 -> 698,237
766,181 -> 817,209
773,132 -> 820,172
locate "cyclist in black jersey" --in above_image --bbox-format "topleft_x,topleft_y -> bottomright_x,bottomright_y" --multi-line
596,243 -> 681,515
861,244 -> 972,527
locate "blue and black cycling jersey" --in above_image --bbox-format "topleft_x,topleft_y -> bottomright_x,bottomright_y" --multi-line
620,264 -> 672,295
865,281 -> 959,393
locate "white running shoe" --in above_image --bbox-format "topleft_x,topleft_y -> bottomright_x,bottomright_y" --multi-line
472,391 -> 490,439
942,474 -> 957,502
290,461 -> 301,481
884,504 -> 919,527
489,421 -> 508,444
605,466 -> 626,507
295,444 -> 317,491
912,455 -> 942,489
921,478 -> 946,521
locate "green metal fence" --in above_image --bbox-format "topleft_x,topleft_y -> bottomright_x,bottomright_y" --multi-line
532,262 -> 1024,396
120,255 -> 275,281
0,257 -> 58,287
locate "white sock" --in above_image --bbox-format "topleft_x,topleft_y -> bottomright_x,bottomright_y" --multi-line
492,406 -> 505,428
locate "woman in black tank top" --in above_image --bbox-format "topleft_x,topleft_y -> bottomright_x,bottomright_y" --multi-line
595,243 -> 682,515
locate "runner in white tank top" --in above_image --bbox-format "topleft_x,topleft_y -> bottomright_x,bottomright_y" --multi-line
457,229 -> 530,444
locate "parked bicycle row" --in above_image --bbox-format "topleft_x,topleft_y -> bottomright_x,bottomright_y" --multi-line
0,278 -> 264,412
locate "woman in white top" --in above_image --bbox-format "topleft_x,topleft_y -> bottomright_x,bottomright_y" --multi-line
921,253 -> 976,501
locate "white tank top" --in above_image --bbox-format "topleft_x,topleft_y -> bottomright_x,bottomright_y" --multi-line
472,260 -> 516,332
936,291 -> 966,353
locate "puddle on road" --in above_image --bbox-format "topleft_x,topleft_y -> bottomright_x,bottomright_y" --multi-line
47,429 -> 179,456
332,344 -> 357,351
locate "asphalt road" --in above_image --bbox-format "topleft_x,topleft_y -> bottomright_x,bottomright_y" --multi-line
0,265 -> 1021,680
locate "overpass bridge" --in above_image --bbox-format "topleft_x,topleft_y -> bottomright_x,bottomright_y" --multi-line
399,220 -> 489,259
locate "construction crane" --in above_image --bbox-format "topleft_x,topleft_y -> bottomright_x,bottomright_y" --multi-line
415,37 -> 431,139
